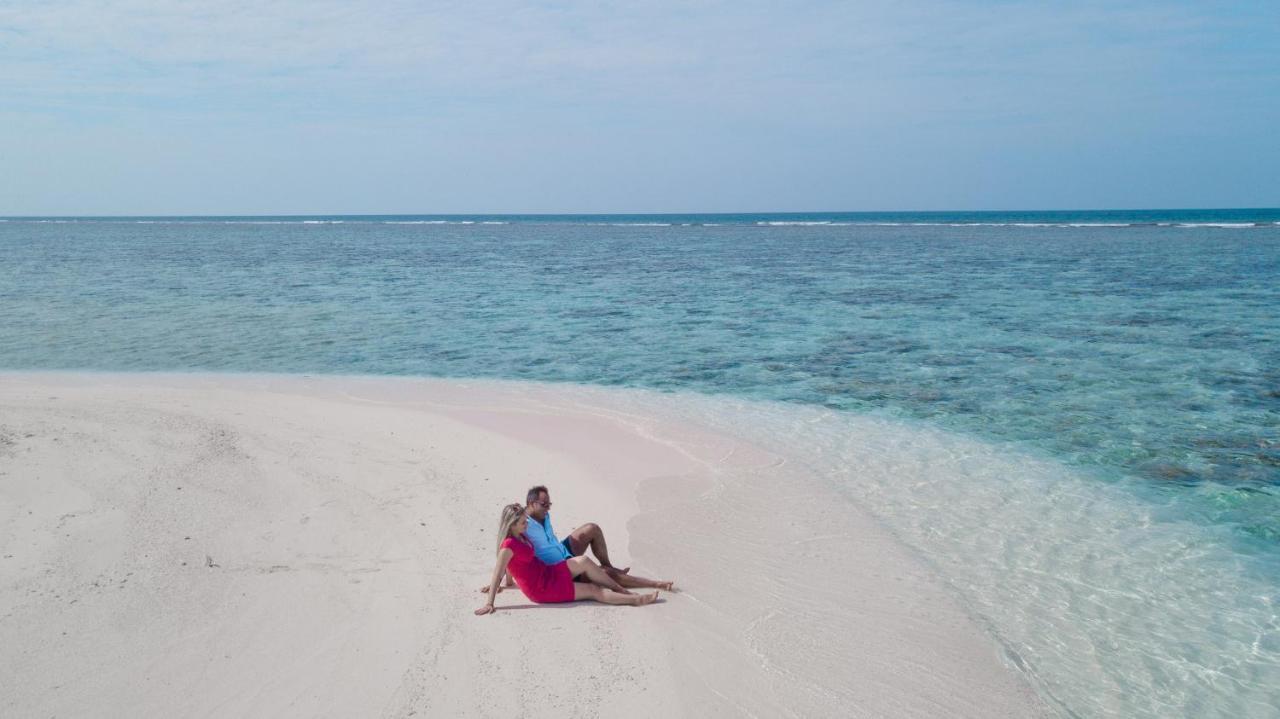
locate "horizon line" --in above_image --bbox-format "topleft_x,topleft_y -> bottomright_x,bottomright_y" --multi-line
3,207 -> 1279,219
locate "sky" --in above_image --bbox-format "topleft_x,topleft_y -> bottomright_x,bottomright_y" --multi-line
1,0 -> 1277,215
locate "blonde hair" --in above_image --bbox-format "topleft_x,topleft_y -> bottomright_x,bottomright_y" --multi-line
496,503 -> 526,552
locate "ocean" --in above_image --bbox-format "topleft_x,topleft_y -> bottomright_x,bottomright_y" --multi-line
2,209 -> 1278,716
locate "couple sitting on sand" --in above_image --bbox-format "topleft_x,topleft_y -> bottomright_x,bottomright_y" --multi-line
476,485 -> 673,615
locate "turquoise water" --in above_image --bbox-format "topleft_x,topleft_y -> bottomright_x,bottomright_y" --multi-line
2,210 -> 1279,715
3,212 -> 1276,495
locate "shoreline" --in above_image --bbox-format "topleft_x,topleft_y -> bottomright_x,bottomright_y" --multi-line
0,372 -> 1049,717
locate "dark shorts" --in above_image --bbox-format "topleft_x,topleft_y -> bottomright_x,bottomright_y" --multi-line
561,536 -> 575,557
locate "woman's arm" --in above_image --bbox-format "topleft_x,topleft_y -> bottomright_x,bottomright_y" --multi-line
475,548 -> 514,616
476,569 -> 516,593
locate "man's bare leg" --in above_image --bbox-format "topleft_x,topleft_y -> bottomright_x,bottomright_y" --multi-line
613,572 -> 675,591
567,523 -> 629,573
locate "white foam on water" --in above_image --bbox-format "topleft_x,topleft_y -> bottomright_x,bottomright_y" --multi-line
567,386 -> 1280,719
381,220 -> 485,225
846,221 -> 1276,230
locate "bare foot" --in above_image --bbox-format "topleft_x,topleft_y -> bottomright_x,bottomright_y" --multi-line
634,591 -> 659,606
656,581 -> 675,591
604,565 -> 631,576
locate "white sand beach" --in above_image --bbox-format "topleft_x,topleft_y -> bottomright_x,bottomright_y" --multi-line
0,373 -> 1049,717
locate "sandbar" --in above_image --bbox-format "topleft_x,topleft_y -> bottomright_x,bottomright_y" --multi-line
0,373 -> 1049,717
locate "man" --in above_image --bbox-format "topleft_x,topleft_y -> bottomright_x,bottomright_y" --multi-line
522,485 -> 628,577
481,484 -> 645,594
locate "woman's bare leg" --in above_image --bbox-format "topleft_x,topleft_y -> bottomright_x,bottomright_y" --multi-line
573,583 -> 659,606
567,556 -> 632,593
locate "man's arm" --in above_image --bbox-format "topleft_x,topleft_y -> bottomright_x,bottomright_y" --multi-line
525,514 -> 570,564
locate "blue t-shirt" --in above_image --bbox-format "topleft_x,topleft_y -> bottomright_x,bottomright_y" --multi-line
525,512 -> 571,565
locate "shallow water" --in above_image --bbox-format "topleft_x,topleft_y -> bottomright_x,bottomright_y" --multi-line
603,388 -> 1280,718
2,212 -> 1279,716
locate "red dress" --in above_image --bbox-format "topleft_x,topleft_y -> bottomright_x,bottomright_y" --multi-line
503,535 -> 576,603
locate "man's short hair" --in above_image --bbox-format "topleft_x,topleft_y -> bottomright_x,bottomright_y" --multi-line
526,485 -> 549,505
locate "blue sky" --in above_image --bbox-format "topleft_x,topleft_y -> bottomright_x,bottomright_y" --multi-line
1,1 -> 1277,214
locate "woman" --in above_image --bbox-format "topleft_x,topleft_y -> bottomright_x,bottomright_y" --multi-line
476,503 -> 669,615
